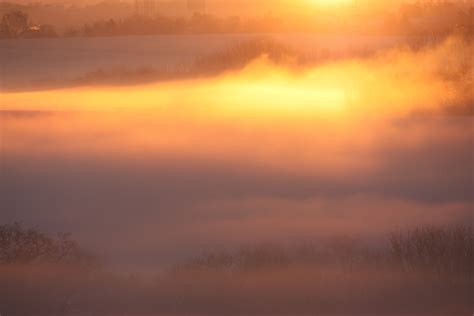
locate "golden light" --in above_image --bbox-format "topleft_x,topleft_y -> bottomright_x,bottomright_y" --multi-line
305,0 -> 355,7
0,38 -> 465,175
1,51 -> 450,120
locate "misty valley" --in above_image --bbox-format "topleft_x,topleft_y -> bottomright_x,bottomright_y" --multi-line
0,1 -> 473,315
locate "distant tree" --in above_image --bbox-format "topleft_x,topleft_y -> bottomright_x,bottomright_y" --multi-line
389,225 -> 473,277
0,222 -> 92,265
38,24 -> 58,38
1,11 -> 29,38
63,27 -> 80,37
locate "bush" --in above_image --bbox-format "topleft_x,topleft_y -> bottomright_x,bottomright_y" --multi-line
0,222 -> 92,266
389,225 -> 473,278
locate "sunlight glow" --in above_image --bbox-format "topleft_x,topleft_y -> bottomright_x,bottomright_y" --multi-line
307,0 -> 354,5
1,53 -> 450,120
1,37 -> 465,173
305,0 -> 355,7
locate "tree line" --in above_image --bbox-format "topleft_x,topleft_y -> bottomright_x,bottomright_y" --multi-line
1,2 -> 472,39
0,222 -> 472,315
0,11 -> 57,39
0,222 -> 94,266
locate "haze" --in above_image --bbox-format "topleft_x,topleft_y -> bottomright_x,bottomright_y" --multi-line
0,1 -> 473,315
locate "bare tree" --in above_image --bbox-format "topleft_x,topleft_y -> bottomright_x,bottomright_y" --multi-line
1,11 -> 29,38
389,225 -> 473,277
0,222 -> 91,265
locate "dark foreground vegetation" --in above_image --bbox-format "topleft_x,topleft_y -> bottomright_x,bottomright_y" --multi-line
0,222 -> 472,315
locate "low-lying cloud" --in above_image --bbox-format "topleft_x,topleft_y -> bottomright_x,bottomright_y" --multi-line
0,36 -> 472,267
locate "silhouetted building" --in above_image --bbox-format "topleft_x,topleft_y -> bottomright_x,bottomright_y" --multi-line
135,0 -> 158,16
187,0 -> 206,13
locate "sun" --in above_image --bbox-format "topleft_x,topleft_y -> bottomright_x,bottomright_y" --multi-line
306,0 -> 355,7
